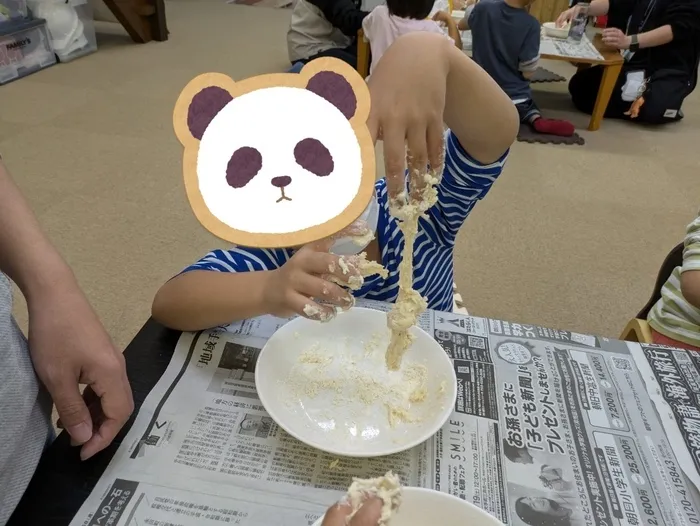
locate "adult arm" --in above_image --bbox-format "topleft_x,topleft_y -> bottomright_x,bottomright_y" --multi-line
557,0 -> 609,26
0,158 -> 133,460
655,0 -> 700,43
680,213 -> 700,309
308,0 -> 368,37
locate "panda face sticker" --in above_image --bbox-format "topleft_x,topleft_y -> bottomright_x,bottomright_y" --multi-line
197,86 -> 363,235
173,59 -> 375,249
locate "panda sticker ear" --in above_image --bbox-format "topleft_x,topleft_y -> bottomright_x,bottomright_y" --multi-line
187,86 -> 233,140
173,72 -> 237,145
306,71 -> 357,120
300,57 -> 369,123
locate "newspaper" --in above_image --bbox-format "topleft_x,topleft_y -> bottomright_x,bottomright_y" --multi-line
631,343 -> 700,493
70,299 -> 700,526
539,33 -> 605,61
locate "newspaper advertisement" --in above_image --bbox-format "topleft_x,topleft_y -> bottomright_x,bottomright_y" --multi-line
70,300 -> 700,526
631,343 -> 700,493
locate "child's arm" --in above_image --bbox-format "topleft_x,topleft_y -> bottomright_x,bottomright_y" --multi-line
433,11 -> 463,49
152,246 -> 357,331
681,213 -> 700,309
518,21 -> 541,81
309,0 -> 368,37
443,35 -> 518,163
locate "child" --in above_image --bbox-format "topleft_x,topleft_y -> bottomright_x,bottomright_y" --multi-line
153,32 -> 518,332
648,211 -> 700,351
287,0 -> 369,70
459,0 -> 575,137
362,0 -> 462,75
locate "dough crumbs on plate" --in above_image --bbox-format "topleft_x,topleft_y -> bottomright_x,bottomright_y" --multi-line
286,337 -> 429,426
345,471 -> 402,525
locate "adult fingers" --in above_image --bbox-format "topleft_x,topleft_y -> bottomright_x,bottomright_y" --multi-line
381,122 -> 408,200
81,359 -> 134,460
49,375 -> 94,446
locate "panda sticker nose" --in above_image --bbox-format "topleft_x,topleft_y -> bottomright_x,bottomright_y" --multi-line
271,176 -> 292,188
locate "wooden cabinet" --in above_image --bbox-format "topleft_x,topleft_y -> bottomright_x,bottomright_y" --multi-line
528,0 -> 569,24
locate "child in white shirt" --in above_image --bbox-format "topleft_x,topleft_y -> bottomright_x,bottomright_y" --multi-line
362,0 -> 461,75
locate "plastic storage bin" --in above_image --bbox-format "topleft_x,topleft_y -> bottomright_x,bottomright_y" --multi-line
0,0 -> 28,25
0,17 -> 56,85
28,0 -> 96,62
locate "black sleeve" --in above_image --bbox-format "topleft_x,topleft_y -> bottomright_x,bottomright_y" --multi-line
308,0 -> 368,37
658,0 -> 700,41
607,0 -> 636,31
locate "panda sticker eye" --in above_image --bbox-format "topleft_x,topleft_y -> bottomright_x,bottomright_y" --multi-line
226,147 -> 263,188
294,138 -> 334,177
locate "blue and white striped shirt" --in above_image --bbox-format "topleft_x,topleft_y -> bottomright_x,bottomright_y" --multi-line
183,131 -> 508,312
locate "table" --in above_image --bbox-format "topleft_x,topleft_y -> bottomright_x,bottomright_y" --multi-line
7,319 -> 182,526
539,33 -> 624,131
9,306 -> 700,525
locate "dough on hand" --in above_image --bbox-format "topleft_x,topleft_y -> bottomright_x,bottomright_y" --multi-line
385,168 -> 440,370
345,471 -> 403,525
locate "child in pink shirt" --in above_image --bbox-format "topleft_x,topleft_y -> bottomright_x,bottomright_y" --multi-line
362,0 -> 461,75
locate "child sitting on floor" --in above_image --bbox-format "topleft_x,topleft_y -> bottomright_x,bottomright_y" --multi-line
152,33 -> 518,332
459,0 -> 575,137
362,0 -> 462,75
648,210 -> 700,351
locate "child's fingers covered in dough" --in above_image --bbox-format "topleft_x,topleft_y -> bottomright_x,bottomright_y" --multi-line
294,273 -> 353,309
291,293 -> 337,322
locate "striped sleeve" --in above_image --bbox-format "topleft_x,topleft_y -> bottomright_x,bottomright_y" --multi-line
518,21 -> 541,72
181,247 -> 292,274
423,130 -> 508,246
682,211 -> 700,273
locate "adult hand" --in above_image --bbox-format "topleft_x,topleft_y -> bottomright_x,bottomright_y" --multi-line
28,280 -> 134,460
602,28 -> 631,49
367,32 -> 449,201
321,497 -> 383,526
555,6 -> 577,27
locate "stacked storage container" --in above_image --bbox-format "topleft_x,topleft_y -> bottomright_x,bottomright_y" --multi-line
0,0 -> 98,85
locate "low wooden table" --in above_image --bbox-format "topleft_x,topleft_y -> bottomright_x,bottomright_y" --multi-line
540,33 -> 624,131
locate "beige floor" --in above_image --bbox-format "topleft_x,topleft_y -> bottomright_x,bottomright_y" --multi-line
1,0 -> 699,350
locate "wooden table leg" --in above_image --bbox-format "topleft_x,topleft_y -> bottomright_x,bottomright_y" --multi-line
588,62 -> 622,131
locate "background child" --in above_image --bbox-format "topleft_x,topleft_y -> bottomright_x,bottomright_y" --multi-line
459,0 -> 575,137
153,32 -> 518,332
287,0 -> 369,70
362,0 -> 462,75
648,211 -> 700,351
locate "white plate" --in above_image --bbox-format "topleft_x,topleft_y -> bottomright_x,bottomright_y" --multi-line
255,307 -> 457,457
312,487 -> 504,526
543,21 -> 569,39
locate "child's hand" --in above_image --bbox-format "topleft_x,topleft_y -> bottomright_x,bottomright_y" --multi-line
262,222 -> 371,321
367,33 -> 450,200
433,10 -> 451,23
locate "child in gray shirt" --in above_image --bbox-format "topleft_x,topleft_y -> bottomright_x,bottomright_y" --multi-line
461,0 -> 575,137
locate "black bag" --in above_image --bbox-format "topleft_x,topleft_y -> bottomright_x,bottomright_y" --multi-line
639,68 -> 693,123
